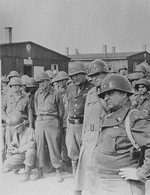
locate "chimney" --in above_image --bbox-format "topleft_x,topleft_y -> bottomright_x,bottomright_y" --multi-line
65,47 -> 69,56
143,44 -> 147,51
112,47 -> 116,53
103,45 -> 107,54
75,49 -> 79,54
5,27 -> 13,43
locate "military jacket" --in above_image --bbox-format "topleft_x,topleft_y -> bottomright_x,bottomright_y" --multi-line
96,100 -> 150,182
66,80 -> 93,118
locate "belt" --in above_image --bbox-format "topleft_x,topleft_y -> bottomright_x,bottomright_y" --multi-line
68,117 -> 83,125
36,114 -> 57,121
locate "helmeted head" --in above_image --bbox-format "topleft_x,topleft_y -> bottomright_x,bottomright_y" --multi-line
2,76 -> 9,83
118,65 -> 128,75
88,59 -> 108,86
88,59 -> 108,76
54,71 -> 69,89
21,75 -> 29,86
26,77 -> 37,88
69,61 -> 87,77
134,65 -> 147,78
7,71 -> 19,80
135,79 -> 150,93
99,74 -> 133,99
9,77 -> 22,93
35,72 -> 50,90
45,70 -> 54,79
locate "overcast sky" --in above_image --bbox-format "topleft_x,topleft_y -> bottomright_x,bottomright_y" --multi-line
0,0 -> 150,55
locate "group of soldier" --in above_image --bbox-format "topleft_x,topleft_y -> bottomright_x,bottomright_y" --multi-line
1,59 -> 150,195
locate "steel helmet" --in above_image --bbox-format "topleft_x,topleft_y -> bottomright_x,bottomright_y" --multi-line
88,59 -> 108,76
10,115 -> 24,129
135,79 -> 150,91
134,65 -> 146,74
55,71 -> 69,82
9,77 -> 22,86
53,70 -> 59,77
69,61 -> 87,76
45,70 -> 54,79
21,75 -> 29,85
99,74 -> 133,99
118,65 -> 128,72
2,76 -> 9,83
128,72 -> 143,82
35,72 -> 50,82
26,77 -> 37,87
7,71 -> 19,80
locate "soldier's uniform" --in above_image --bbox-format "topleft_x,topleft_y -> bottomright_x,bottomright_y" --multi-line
94,74 -> 150,195
33,72 -> 64,182
2,78 -> 29,148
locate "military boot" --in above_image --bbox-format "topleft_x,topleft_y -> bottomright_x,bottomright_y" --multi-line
20,166 -> 31,183
56,168 -> 63,182
31,167 -> 43,181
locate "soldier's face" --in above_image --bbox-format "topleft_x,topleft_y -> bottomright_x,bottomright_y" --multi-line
138,84 -> 148,95
104,90 -> 125,111
58,79 -> 68,89
38,80 -> 49,90
90,73 -> 106,87
71,73 -> 86,86
11,85 -> 21,93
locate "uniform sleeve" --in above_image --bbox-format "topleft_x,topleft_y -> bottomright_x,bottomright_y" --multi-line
56,92 -> 64,120
131,112 -> 150,181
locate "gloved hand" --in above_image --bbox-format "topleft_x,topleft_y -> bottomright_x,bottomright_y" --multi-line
119,167 -> 139,180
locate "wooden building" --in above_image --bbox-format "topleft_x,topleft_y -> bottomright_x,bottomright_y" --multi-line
68,51 -> 150,73
0,41 -> 70,77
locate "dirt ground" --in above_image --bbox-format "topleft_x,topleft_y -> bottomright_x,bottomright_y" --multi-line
1,169 -> 150,195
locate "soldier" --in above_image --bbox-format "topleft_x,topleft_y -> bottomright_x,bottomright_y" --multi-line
2,77 -> 29,149
134,65 -> 147,78
3,115 -> 36,183
131,79 -> 150,119
32,71 -> 64,182
66,61 -> 93,180
26,77 -> 38,129
118,65 -> 128,76
54,71 -> 72,172
94,74 -> 150,195
74,59 -> 108,195
7,70 -> 19,82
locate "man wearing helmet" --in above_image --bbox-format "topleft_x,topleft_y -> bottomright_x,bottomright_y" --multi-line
2,77 -> 29,151
66,61 -> 93,180
3,115 -> 36,183
32,71 -> 64,182
94,74 -> 150,195
74,59 -> 109,195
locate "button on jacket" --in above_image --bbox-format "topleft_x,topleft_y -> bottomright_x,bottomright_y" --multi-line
67,80 -> 93,118
96,100 -> 150,182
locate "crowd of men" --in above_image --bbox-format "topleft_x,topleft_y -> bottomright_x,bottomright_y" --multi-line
1,60 -> 150,195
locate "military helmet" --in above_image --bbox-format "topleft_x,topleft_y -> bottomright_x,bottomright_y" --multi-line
21,75 -> 29,85
10,115 -> 24,129
55,71 -> 69,82
35,71 -> 50,82
2,76 -> 9,83
135,79 -> 150,91
99,74 -> 133,98
9,77 -> 22,86
69,61 -> 87,76
53,70 -> 59,76
134,65 -> 147,74
7,71 -> 19,80
45,70 -> 54,79
118,65 -> 127,72
127,72 -> 143,82
26,77 -> 37,88
88,59 -> 108,76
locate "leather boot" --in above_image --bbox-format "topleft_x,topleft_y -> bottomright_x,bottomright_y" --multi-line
31,167 -> 43,181
20,166 -> 31,183
56,168 -> 63,182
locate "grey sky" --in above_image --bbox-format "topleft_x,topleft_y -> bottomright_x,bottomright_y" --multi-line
0,0 -> 150,55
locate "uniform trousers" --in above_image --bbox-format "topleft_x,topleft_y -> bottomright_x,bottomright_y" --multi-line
35,118 -> 62,169
94,177 -> 145,195
5,148 -> 36,169
5,125 -> 15,148
66,122 -> 83,161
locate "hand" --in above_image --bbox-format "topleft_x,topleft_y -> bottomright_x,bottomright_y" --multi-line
119,168 -> 139,180
9,148 -> 19,154
6,117 -> 11,125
